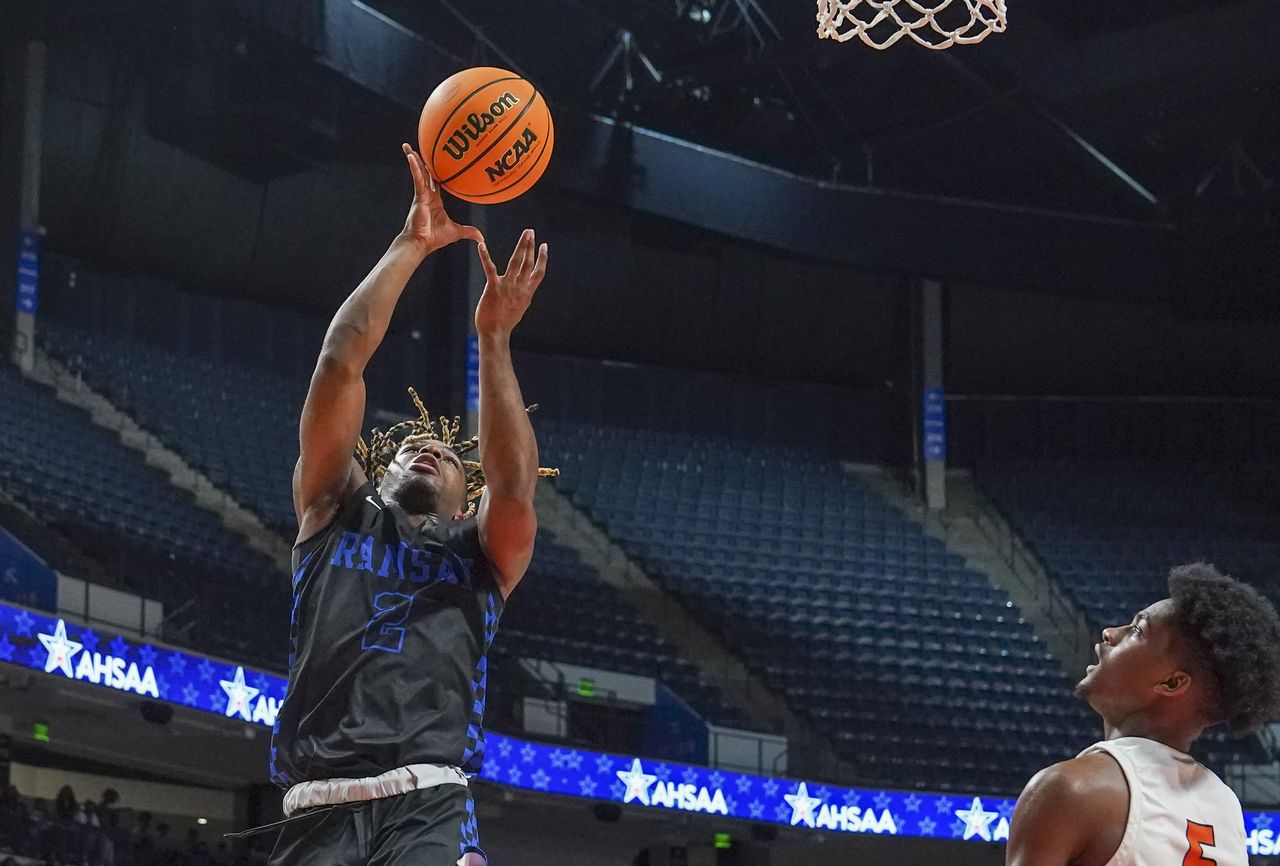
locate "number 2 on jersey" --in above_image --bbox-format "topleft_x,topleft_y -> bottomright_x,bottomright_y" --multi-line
1183,820 -> 1216,866
362,592 -> 414,653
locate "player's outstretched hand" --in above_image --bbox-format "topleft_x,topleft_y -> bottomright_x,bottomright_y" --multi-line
474,229 -> 547,339
399,143 -> 483,254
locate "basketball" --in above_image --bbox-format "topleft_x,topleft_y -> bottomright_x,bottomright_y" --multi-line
417,67 -> 554,204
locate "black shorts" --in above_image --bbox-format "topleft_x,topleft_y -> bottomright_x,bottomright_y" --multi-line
268,784 -> 485,866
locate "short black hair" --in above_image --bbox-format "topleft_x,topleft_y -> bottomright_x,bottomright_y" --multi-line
1168,562 -> 1280,734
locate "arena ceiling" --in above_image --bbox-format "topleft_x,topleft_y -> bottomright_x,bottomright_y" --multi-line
22,0 -> 1279,224
13,0 -> 1280,307
361,0 -> 1279,223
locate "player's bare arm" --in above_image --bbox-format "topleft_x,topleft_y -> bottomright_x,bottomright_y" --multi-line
1007,753 -> 1129,866
473,230 -> 547,596
294,144 -> 482,543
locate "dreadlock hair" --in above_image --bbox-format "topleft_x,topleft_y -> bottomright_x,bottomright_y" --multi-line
1167,562 -> 1280,734
355,387 -> 558,518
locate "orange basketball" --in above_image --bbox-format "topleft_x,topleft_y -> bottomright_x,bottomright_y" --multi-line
418,67 -> 555,204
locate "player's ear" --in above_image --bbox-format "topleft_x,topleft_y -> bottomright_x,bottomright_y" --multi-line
1154,671 -> 1192,698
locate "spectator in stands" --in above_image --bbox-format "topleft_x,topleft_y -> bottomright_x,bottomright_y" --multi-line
154,821 -> 176,866
38,784 -> 80,865
184,827 -> 210,865
1008,563 -> 1280,866
131,810 -> 156,864
98,788 -> 119,827
101,807 -> 125,865
267,145 -> 548,866
79,798 -> 114,866
0,785 -> 30,856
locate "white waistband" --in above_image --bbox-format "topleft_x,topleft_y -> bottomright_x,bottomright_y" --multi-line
283,764 -> 469,817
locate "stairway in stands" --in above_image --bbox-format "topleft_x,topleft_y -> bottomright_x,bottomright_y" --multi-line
536,419 -> 1097,793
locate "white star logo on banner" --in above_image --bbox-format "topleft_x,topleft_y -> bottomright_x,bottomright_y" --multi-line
38,620 -> 83,677
219,666 -> 261,721
616,759 -> 657,806
955,797 -> 999,841
784,782 -> 823,828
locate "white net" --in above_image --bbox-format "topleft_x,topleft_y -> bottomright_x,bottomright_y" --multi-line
816,0 -> 1007,50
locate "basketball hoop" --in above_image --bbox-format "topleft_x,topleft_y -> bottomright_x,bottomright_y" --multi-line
816,0 -> 1007,50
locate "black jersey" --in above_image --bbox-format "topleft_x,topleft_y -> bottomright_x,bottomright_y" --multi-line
269,482 -> 503,787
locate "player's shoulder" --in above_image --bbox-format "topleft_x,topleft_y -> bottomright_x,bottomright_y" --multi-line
1020,751 -> 1129,813
1010,754 -> 1131,866
296,479 -> 382,550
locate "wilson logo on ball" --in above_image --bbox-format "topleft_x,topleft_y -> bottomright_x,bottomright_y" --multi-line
419,67 -> 555,203
485,127 -> 539,184
440,92 -> 522,161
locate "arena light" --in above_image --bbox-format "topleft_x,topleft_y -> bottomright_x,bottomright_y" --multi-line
2,600 -> 1277,854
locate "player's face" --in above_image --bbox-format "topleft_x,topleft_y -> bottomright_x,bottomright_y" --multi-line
381,439 -> 467,517
1076,598 -> 1184,720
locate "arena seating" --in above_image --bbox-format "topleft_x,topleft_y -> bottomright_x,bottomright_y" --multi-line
42,324 -> 303,537
495,531 -> 745,728
0,361 -> 289,667
536,420 -> 1097,792
977,462 -> 1280,626
29,324 -> 745,727
977,460 -> 1280,767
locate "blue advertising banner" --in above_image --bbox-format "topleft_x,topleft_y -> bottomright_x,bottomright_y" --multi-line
16,230 -> 39,315
1,600 -> 1277,853
0,602 -> 285,726
922,387 -> 946,461
0,526 -> 57,611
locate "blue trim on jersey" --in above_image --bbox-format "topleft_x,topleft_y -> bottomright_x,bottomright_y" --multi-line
459,789 -> 482,858
460,592 -> 500,773
269,548 -> 318,787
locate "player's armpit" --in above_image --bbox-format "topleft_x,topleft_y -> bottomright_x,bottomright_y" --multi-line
476,491 -> 536,598
1006,755 -> 1129,866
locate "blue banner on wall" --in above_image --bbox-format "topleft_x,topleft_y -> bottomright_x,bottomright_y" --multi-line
16,230 -> 39,315
922,387 -> 946,461
0,602 -> 285,726
466,334 -> 480,413
1,600 -> 1277,853
0,528 -> 56,611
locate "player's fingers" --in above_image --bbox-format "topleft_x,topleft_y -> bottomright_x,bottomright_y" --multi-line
506,229 -> 532,277
529,243 -> 548,288
458,225 -> 484,244
402,144 -> 427,197
518,229 -> 536,276
476,242 -> 500,283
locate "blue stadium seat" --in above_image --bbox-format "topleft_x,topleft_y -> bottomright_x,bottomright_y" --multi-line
977,460 -> 1280,771
536,418 -> 1096,792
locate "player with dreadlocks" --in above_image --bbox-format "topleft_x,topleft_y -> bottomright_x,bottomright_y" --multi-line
1007,563 -> 1280,866
266,143 -> 551,866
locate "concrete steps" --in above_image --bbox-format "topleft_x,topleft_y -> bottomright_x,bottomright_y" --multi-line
26,351 -> 292,572
847,463 -> 1095,680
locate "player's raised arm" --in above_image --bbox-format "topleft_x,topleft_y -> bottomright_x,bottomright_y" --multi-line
473,230 -> 547,596
1006,756 -> 1127,866
293,144 -> 482,541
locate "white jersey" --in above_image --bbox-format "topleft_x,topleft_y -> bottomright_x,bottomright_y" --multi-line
1078,737 -> 1248,866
